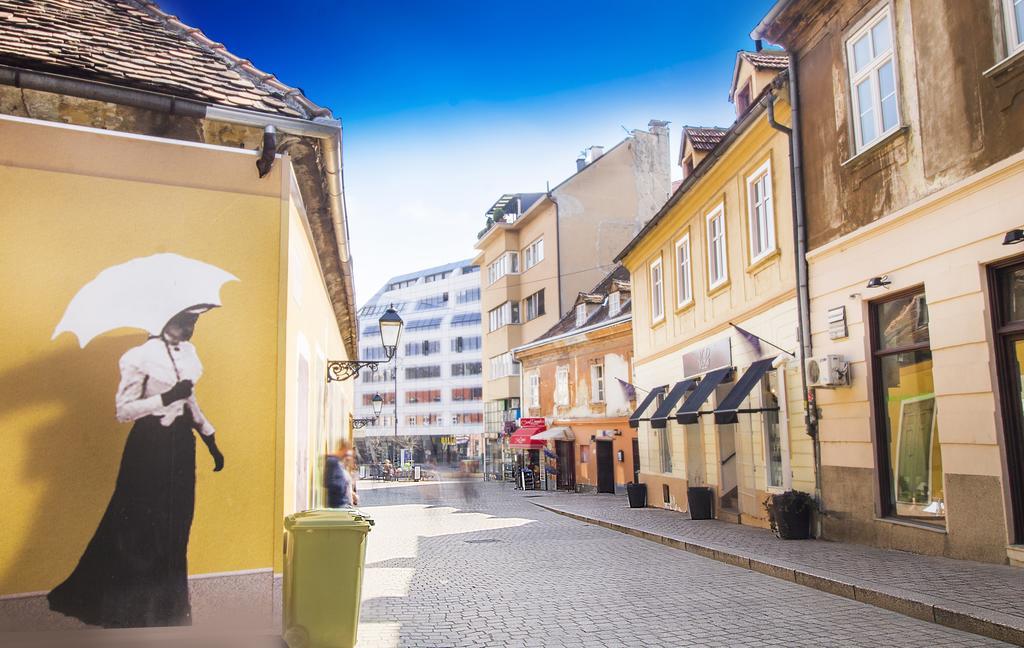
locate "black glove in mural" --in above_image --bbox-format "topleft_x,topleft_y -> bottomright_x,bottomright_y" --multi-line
201,433 -> 225,472
161,379 -> 193,405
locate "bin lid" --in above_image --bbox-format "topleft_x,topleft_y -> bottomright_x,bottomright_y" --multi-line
284,507 -> 374,530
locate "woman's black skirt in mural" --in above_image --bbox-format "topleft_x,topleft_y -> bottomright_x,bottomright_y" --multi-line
48,414 -> 196,628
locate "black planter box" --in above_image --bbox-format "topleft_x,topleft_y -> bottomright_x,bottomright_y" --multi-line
774,506 -> 812,539
626,482 -> 647,508
687,486 -> 714,520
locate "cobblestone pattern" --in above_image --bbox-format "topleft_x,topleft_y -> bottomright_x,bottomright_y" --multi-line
355,480 -> 1012,648
525,490 -> 1024,631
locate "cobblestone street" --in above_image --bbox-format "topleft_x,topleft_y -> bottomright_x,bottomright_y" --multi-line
355,480 -> 1012,648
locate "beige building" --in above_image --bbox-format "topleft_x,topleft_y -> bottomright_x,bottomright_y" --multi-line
473,122 -> 670,473
513,267 -> 637,494
618,53 -> 816,528
756,0 -> 1024,564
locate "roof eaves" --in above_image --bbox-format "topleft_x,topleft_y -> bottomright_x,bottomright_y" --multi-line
616,73 -> 788,264
135,0 -> 331,120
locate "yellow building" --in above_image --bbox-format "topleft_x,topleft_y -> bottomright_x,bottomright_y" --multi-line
473,124 -> 670,473
618,53 -> 816,527
0,1 -> 357,632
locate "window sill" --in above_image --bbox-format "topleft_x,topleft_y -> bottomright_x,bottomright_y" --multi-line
874,516 -> 947,534
984,47 -> 1024,80
707,278 -> 731,298
841,125 -> 909,170
651,315 -> 667,329
674,299 -> 695,315
747,248 -> 780,274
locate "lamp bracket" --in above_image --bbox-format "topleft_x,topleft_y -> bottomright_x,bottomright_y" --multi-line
327,359 -> 380,382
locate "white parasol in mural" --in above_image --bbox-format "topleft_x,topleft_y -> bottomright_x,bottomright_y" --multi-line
52,253 -> 239,348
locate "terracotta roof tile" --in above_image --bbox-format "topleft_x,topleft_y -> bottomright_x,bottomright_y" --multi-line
684,126 -> 729,151
740,50 -> 790,70
0,0 -> 331,119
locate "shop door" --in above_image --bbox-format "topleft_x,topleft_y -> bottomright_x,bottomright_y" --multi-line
632,438 -> 641,483
997,334 -> 1024,544
555,441 -> 575,491
991,261 -> 1024,544
596,441 -> 615,494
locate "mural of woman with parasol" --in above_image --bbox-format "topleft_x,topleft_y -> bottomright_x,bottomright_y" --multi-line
47,253 -> 238,628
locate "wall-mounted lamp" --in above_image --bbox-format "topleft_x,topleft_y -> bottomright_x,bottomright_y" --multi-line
1003,229 -> 1024,245
866,275 -> 891,289
352,395 -> 385,429
616,450 -> 625,462
327,306 -> 404,381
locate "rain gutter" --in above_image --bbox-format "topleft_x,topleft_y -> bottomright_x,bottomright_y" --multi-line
765,59 -> 823,523
0,64 -> 356,354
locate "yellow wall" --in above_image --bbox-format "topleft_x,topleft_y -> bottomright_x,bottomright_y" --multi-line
623,95 -> 815,520
0,118 -> 283,595
278,172 -> 353,571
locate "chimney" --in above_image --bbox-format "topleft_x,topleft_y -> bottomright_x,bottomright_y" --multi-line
586,145 -> 604,164
648,119 -> 669,135
576,156 -> 586,172
755,39 -> 763,52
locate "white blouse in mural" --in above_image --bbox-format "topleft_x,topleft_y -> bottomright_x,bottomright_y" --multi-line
115,337 -> 215,436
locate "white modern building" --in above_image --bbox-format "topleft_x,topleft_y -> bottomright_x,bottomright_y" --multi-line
354,259 -> 484,466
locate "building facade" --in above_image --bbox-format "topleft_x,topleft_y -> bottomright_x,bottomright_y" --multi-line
474,122 -> 671,475
618,55 -> 815,528
0,0 -> 358,631
513,267 -> 637,494
756,0 -> 1024,564
354,260 -> 484,466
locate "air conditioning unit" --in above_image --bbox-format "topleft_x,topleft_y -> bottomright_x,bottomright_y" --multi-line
806,354 -> 850,388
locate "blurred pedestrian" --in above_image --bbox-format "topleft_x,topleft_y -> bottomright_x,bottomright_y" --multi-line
325,440 -> 355,507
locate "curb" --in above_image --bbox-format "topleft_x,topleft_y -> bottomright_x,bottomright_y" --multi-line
532,501 -> 1024,647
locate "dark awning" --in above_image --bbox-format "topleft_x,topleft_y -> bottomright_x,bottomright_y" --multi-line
650,380 -> 696,428
628,385 -> 668,428
675,367 -> 732,425
714,358 -> 777,424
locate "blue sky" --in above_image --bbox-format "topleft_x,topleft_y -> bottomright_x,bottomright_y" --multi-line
161,0 -> 776,303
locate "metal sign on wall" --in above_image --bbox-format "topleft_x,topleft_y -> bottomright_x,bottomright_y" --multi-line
682,337 -> 732,378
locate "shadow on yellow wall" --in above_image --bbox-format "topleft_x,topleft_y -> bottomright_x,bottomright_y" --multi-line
0,335 -> 138,594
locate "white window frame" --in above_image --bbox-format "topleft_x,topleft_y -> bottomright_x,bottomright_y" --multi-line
1004,0 -> 1024,56
591,364 -> 605,403
706,205 -> 728,290
488,301 -> 520,332
846,5 -> 900,153
555,365 -> 569,406
746,160 -> 776,263
523,237 -> 544,271
675,234 -> 692,307
528,371 -> 540,408
650,257 -> 664,323
524,290 -> 543,321
608,291 -> 621,317
575,303 -> 588,327
486,251 -> 520,285
489,352 -> 520,380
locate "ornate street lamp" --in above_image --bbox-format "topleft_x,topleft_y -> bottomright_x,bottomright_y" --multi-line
378,305 -> 404,360
352,393 -> 384,429
327,306 -> 404,381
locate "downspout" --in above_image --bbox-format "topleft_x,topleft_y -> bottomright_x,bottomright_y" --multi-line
765,69 -> 822,519
550,192 -> 563,317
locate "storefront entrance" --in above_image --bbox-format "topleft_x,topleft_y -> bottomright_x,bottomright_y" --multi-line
555,441 -> 575,491
990,259 -> 1024,544
596,440 -> 615,493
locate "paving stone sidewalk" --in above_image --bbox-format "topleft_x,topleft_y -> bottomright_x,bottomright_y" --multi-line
523,489 -> 1024,646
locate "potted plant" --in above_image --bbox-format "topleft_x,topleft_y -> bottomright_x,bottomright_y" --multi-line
764,490 -> 816,539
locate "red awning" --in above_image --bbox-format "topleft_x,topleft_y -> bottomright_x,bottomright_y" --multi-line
509,426 -> 547,449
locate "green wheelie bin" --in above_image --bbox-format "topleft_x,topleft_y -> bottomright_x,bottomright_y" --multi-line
283,508 -> 374,648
